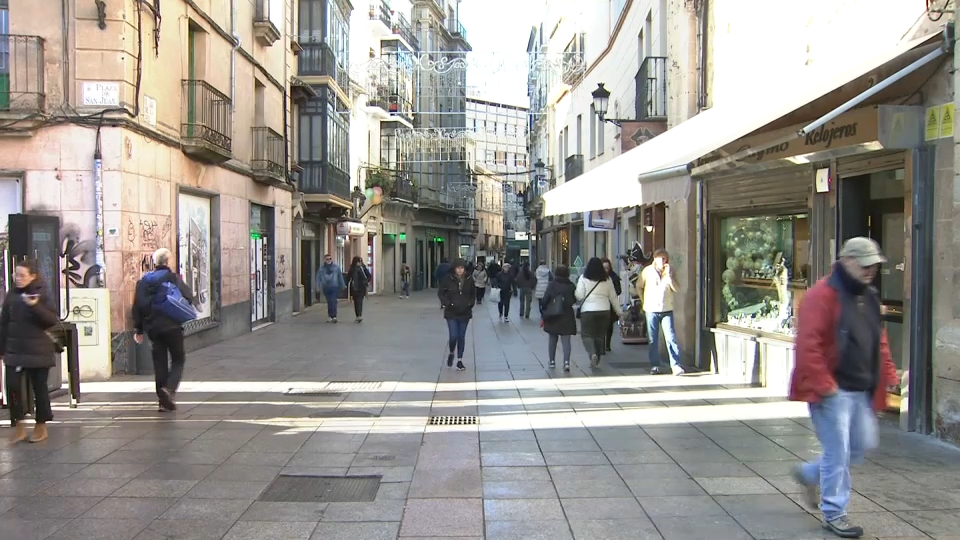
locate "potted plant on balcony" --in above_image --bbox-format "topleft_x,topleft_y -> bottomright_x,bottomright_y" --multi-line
365,168 -> 395,195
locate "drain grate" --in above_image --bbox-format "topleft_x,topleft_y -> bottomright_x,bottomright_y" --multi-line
324,381 -> 385,392
258,475 -> 381,503
286,388 -> 344,396
428,416 -> 478,426
309,410 -> 380,418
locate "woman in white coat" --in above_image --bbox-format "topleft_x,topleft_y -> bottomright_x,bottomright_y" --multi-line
575,257 -> 623,368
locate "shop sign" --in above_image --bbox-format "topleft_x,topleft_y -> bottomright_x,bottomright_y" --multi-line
335,221 -> 366,237
706,107 -> 879,166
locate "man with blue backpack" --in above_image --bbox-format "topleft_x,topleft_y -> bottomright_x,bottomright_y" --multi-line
133,248 -> 197,412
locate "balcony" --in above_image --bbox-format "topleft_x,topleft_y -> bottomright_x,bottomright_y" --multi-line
0,35 -> 45,114
181,80 -> 232,163
446,18 -> 467,43
251,127 -> 285,187
564,154 -> 584,180
253,0 -> 281,46
390,176 -> 417,202
391,14 -> 418,49
298,162 -> 351,202
370,0 -> 392,29
368,84 -> 413,122
636,56 -> 667,121
460,217 -> 480,237
298,42 -> 350,92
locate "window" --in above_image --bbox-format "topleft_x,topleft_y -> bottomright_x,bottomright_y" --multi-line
558,132 -> 564,175
714,213 -> 810,336
495,151 -> 506,165
563,126 -> 569,158
254,81 -> 266,126
576,114 -> 583,156
588,105 -> 596,159
597,115 -> 605,155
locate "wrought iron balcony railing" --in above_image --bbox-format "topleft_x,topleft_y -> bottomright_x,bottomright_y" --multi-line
564,154 -> 584,180
636,56 -> 667,121
298,162 -> 351,200
251,127 -> 285,184
181,80 -> 232,161
298,42 -> 350,92
391,14 -> 418,49
0,35 -> 45,112
390,176 -> 417,201
370,0 -> 392,28
447,18 -> 467,42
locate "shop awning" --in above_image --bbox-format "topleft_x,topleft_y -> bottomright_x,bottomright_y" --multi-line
541,32 -> 943,217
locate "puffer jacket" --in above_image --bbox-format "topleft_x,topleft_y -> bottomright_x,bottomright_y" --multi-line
0,279 -> 61,369
533,265 -> 553,299
439,274 -> 476,320
133,267 -> 195,336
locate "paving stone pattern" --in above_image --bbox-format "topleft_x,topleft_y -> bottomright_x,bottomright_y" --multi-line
2,293 -> 960,539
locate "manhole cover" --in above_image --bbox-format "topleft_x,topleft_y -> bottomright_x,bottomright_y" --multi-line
325,381 -> 384,391
428,416 -> 478,425
608,362 -> 648,369
286,388 -> 344,396
258,475 -> 381,503
309,410 -> 380,418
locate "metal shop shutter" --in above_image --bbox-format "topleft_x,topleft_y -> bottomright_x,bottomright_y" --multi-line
836,151 -> 906,178
705,166 -> 812,212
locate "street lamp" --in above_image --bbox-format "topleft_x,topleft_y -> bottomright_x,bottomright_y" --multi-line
591,83 -> 634,127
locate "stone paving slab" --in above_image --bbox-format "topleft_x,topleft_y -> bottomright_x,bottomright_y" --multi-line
1,293 -> 959,539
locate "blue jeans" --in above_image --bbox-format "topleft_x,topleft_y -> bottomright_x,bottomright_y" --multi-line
798,390 -> 878,521
401,281 -> 410,297
645,310 -> 681,369
323,288 -> 339,318
446,318 -> 470,358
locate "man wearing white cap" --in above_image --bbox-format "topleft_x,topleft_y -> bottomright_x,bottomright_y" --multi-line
789,237 -> 899,538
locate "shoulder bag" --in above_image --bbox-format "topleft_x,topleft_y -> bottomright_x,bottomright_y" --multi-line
575,280 -> 601,320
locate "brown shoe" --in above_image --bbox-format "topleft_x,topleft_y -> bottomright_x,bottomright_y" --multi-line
29,423 -> 48,443
9,424 -> 27,444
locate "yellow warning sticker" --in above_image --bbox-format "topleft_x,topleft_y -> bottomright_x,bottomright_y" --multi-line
925,106 -> 941,141
940,103 -> 954,139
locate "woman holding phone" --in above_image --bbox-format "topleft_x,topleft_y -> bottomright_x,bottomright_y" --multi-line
0,258 -> 61,443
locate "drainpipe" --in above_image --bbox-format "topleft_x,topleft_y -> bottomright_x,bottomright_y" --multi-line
93,131 -> 106,288
231,0 -> 239,111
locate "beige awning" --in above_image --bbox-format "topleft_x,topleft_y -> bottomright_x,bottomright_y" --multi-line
542,32 -> 941,217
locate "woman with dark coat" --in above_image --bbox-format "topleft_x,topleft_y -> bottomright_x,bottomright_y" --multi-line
438,259 -> 475,371
602,257 -> 623,352
1,258 -> 61,443
346,256 -> 372,323
541,265 -> 577,371
493,262 -> 518,322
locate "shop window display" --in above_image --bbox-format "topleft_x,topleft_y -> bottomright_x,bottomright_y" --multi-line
717,213 -> 810,335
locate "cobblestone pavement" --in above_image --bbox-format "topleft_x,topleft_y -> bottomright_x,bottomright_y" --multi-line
2,292 -> 960,539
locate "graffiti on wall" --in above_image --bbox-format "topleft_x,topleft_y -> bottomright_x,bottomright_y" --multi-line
61,222 -> 103,288
276,254 -> 287,288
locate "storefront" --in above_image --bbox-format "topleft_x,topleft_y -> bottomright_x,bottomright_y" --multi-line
697,104 -> 936,429
249,204 -> 275,327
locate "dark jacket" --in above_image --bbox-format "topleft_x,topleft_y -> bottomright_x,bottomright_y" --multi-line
348,264 -> 371,295
487,261 -> 501,281
493,271 -> 517,300
608,270 -> 623,297
541,277 -> 577,336
789,264 -> 898,412
515,269 -> 536,290
439,273 -> 476,320
133,266 -> 195,337
0,279 -> 61,369
435,262 -> 451,284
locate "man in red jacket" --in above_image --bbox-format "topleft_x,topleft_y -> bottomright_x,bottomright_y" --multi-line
789,237 -> 898,539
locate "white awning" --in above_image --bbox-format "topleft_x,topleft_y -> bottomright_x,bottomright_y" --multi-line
542,32 -> 940,217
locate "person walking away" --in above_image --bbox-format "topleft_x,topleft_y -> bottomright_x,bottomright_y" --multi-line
576,257 -> 622,368
494,263 -> 517,322
602,258 -> 623,352
347,257 -> 371,322
639,249 -> 682,374
472,265 -> 487,305
515,262 -> 536,319
439,259 -> 475,371
1,258 -> 60,443
400,263 -> 411,299
316,254 -> 346,323
540,265 -> 576,371
790,237 -> 898,539
133,248 -> 195,412
486,260 -> 502,299
435,258 -> 451,307
533,260 -> 553,312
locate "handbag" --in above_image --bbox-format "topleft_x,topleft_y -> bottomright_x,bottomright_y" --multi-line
575,281 -> 601,320
490,286 -> 501,297
541,293 -> 565,320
